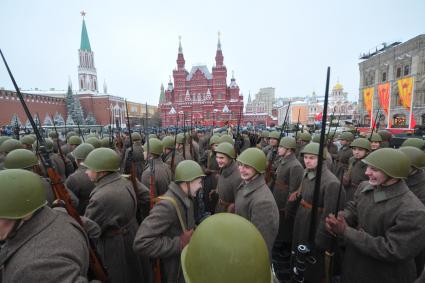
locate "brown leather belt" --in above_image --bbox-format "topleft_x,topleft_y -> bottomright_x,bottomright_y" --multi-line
300,199 -> 324,212
104,218 -> 137,237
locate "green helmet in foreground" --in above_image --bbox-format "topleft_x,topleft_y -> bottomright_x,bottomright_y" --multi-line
72,143 -> 95,160
21,135 -> 36,146
144,138 -> 163,156
81,148 -> 120,172
0,136 -> 11,146
174,160 -> 206,182
68,136 -> 82,146
0,139 -> 23,154
268,131 -> 280,140
132,132 -> 142,141
401,138 -> 425,149
298,132 -> 311,142
162,136 -> 175,149
86,137 -> 101,149
209,135 -> 220,146
215,142 -> 236,159
378,130 -> 392,141
279,137 -> 297,149
339,132 -> 354,142
4,149 -> 39,169
237,148 -> 266,173
398,146 -> 425,169
362,148 -> 410,179
181,213 -> 271,283
301,142 -> 328,159
350,138 -> 371,151
0,169 -> 47,219
218,135 -> 234,145
369,133 -> 382,142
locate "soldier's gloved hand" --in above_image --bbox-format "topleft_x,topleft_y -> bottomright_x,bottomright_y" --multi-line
227,203 -> 235,213
180,229 -> 194,250
288,191 -> 300,202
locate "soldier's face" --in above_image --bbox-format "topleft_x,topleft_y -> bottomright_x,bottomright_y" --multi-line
216,153 -> 231,168
340,140 -> 349,146
352,147 -> 367,159
211,144 -> 218,151
189,178 -> 203,197
370,142 -> 381,150
269,138 -> 278,147
278,146 -> 288,156
0,219 -> 16,240
304,154 -> 318,170
238,163 -> 257,181
365,165 -> 388,186
85,169 -> 98,182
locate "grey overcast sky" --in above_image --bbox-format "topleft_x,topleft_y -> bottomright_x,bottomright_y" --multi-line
1,0 -> 424,106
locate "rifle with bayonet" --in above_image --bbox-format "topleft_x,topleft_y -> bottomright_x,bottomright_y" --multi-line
145,102 -> 162,283
266,101 -> 290,185
115,118 -> 123,153
76,121 -> 85,142
170,114 -> 179,178
369,105 -> 381,141
0,48 -> 109,282
294,108 -> 301,141
182,113 -> 186,160
189,109 -> 194,160
234,105 -> 244,156
292,67 -> 331,283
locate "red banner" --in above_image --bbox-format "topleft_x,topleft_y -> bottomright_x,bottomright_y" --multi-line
378,83 -> 391,127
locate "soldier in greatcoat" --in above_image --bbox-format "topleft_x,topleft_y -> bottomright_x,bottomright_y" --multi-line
82,148 -> 144,283
162,135 -> 184,174
290,143 -> 345,283
141,138 -> 172,197
271,137 -> 304,280
65,143 -> 96,215
133,160 -> 205,283
234,147 -> 279,256
213,142 -> 242,213
121,132 -> 145,181
326,148 -> 425,283
333,131 -> 354,178
0,169 -> 90,282
342,137 -> 370,202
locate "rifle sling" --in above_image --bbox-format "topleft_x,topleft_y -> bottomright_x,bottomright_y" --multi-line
157,196 -> 187,231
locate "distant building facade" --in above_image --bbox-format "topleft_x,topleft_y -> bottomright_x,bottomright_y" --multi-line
358,34 -> 425,129
158,35 -> 244,128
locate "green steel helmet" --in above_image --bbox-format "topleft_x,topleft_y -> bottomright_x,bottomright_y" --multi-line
369,133 -> 382,142
215,142 -> 236,159
268,131 -> 280,140
174,160 -> 206,182
131,132 -> 142,141
0,139 -> 23,154
144,138 -> 163,155
237,148 -> 266,173
279,137 -> 297,149
81,148 -> 120,172
362,148 -> 411,179
301,142 -> 328,159
218,135 -> 234,145
68,135 -> 82,146
4,149 -> 39,169
21,135 -> 36,146
401,138 -> 425,149
209,135 -> 220,146
162,136 -> 175,149
48,132 -> 58,139
72,143 -> 95,160
398,146 -> 425,169
176,133 -> 185,144
311,134 -> 327,144
181,213 -> 271,283
350,138 -> 371,151
87,133 -> 99,139
340,132 -> 354,142
100,137 -> 111,148
0,169 -> 47,219
31,138 -> 54,153
299,132 -> 312,142
0,136 -> 11,146
149,134 -> 157,139
261,131 -> 269,138
86,137 -> 101,149
378,130 -> 392,141
66,131 -> 77,140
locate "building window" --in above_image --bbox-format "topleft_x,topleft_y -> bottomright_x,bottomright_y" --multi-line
382,72 -> 387,82
404,65 -> 410,76
396,67 -> 402,78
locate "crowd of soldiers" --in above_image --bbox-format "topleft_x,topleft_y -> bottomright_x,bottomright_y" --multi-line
1,126 -> 425,283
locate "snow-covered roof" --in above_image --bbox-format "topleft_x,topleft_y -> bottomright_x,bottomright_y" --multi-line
22,90 -> 66,98
187,65 -> 212,80
169,107 -> 176,114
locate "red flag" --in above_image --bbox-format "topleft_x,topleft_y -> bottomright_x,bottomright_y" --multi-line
315,112 -> 323,121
